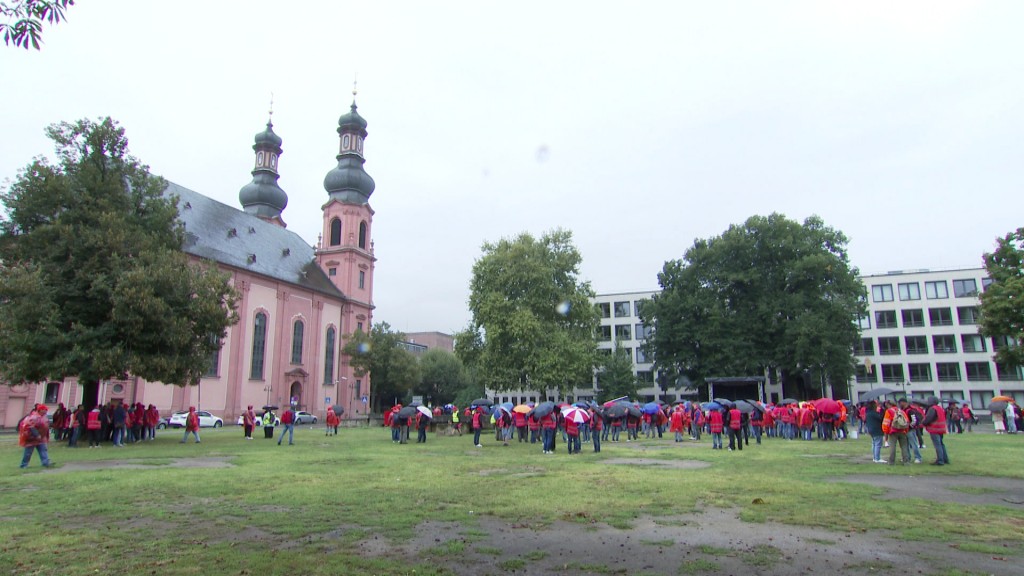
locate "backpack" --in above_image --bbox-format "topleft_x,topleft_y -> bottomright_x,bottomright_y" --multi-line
891,409 -> 910,431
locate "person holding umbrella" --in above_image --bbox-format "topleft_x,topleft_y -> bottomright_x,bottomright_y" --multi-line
415,407 -> 430,443
262,407 -> 276,439
864,401 -> 886,463
325,406 -> 340,437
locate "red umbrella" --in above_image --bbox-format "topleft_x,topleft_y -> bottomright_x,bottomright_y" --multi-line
561,406 -> 592,424
813,398 -> 842,415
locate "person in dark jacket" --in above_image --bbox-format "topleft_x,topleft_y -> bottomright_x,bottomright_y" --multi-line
864,401 -> 885,463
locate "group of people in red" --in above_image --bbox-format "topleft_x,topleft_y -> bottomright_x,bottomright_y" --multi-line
48,401 -> 162,448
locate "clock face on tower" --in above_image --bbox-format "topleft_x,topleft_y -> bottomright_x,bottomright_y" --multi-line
340,134 -> 364,157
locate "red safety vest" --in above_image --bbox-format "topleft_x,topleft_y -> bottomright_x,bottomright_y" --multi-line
925,405 -> 947,435
87,410 -> 102,430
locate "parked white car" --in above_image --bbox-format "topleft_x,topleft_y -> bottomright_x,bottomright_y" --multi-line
168,410 -> 223,428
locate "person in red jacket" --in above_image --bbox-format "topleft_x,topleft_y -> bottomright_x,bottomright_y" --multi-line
590,408 -> 603,453
881,400 -> 911,465
708,408 -> 724,449
921,397 -> 949,466
541,411 -> 558,454
180,406 -> 201,444
472,406 -> 485,448
325,406 -> 340,437
513,409 -> 527,442
565,416 -> 580,454
145,404 -> 160,441
19,404 -> 52,468
276,407 -> 295,446
86,405 -> 102,447
670,407 -> 685,442
726,406 -> 743,451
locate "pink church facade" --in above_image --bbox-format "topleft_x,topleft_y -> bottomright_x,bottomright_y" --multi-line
0,102 -> 378,428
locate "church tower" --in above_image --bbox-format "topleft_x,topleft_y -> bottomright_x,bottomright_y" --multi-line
317,96 -> 376,338
238,116 -> 288,227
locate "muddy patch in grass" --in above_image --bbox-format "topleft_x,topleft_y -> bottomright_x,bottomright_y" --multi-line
349,507 -> 1019,575
602,458 -> 711,470
832,474 -> 1024,506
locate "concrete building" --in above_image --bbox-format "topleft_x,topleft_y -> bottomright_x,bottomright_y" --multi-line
853,267 -> 1023,413
1,101 -> 379,428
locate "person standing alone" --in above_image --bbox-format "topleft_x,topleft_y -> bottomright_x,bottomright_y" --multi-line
277,406 -> 295,445
180,406 -> 201,444
242,405 -> 257,440
19,404 -> 52,468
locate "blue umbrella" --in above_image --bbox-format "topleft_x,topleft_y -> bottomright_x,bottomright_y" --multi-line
704,401 -> 723,411
642,402 -> 661,415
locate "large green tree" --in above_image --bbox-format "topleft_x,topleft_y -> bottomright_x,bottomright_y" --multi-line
342,322 -> 421,411
641,213 -> 866,393
465,229 -> 598,396
595,345 -> 639,403
979,227 -> 1024,369
0,117 -> 239,387
1,0 -> 73,49
414,348 -> 465,406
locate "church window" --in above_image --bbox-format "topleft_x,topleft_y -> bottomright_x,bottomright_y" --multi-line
359,271 -> 365,289
329,267 -> 336,276
291,320 -> 304,364
205,334 -> 221,377
358,221 -> 367,249
330,218 -> 341,246
251,312 -> 268,379
44,382 -> 59,404
323,327 -> 336,385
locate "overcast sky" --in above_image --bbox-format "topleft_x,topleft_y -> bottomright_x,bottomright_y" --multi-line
3,1 -> 1022,334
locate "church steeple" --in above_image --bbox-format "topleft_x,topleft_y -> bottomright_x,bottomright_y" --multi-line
239,103 -> 288,227
323,87 -> 375,205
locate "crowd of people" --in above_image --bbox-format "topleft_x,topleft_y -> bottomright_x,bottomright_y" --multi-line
378,396 -> 1020,467
48,401 -> 161,448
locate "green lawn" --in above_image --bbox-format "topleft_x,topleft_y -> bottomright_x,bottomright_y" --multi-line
2,426 -> 1022,575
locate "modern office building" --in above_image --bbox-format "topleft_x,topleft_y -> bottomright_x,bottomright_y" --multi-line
853,267 -> 1022,413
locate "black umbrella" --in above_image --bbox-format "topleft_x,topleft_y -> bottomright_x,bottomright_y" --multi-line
330,405 -> 345,415
605,404 -> 629,418
530,401 -> 556,419
397,406 -> 418,419
408,401 -> 423,408
779,398 -> 798,405
859,387 -> 897,403
714,398 -> 736,408
262,405 -> 279,411
470,398 -> 494,407
736,400 -> 762,414
988,400 -> 1009,412
626,405 -> 643,418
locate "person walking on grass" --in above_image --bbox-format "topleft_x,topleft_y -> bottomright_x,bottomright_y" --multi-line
451,405 -> 461,436
416,411 -> 429,443
277,406 -> 295,445
326,406 -> 340,436
726,406 -> 743,451
180,406 -> 201,444
243,405 -> 257,440
541,410 -> 558,454
882,400 -> 911,465
922,397 -> 950,466
565,415 -> 581,455
590,408 -> 602,453
145,404 -> 159,441
19,404 -> 52,469
961,403 -> 974,432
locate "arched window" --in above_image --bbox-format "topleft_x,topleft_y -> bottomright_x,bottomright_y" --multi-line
291,320 -> 304,364
329,218 -> 342,246
250,312 -> 267,379
358,221 -> 367,249
323,327 -> 336,385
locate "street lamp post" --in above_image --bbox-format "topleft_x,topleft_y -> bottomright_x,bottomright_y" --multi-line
263,385 -> 272,407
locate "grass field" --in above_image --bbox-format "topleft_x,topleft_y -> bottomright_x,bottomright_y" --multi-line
2,425 -> 1023,575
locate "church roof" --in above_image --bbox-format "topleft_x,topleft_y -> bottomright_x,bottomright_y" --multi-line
166,181 -> 346,299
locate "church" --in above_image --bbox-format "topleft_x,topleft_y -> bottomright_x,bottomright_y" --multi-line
0,102 -> 377,428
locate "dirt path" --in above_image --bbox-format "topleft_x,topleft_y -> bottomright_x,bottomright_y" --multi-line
379,507 -> 1019,575
833,474 -> 1024,506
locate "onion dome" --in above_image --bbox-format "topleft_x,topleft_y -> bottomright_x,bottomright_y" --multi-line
323,101 -> 375,204
239,120 -> 288,222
